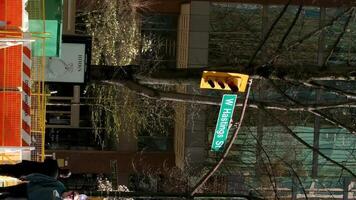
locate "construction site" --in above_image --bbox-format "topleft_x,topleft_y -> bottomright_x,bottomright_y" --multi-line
1,0 -> 356,199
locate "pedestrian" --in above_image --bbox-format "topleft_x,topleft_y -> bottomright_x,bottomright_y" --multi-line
0,173 -> 81,199
0,158 -> 71,179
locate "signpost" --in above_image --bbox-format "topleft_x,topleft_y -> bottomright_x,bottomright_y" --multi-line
211,94 -> 238,151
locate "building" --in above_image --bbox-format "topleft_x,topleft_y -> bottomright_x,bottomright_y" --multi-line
142,0 -> 356,198
39,0 -> 356,197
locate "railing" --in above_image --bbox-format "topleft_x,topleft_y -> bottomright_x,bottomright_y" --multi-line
27,0 -> 47,162
0,146 -> 34,164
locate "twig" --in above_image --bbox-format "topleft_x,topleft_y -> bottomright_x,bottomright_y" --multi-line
267,79 -> 356,135
249,132 -> 280,200
250,133 -> 308,200
267,1 -> 304,67
259,106 -> 356,179
247,0 -> 292,68
190,79 -> 253,196
282,161 -> 308,200
269,7 -> 353,64
323,9 -> 354,67
258,151 -> 280,200
289,79 -> 356,100
308,109 -> 356,135
287,7 -> 353,50
277,1 -> 304,51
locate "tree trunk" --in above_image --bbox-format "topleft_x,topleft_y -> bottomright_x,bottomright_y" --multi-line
89,64 -> 356,83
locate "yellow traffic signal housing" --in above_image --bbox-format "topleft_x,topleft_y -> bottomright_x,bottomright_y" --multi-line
200,71 -> 249,92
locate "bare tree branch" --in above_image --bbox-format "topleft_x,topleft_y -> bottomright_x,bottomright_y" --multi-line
247,0 -> 292,68
131,66 -> 356,85
102,80 -> 222,105
249,133 -> 280,199
190,79 -> 253,196
268,79 -> 356,134
281,160 -> 309,200
301,80 -> 356,100
259,106 -> 356,179
269,7 -> 353,64
136,74 -> 356,86
250,133 -> 308,200
323,9 -> 355,67
308,109 -> 356,134
103,80 -> 356,111
135,76 -> 199,86
277,1 -> 303,51
286,7 -> 353,50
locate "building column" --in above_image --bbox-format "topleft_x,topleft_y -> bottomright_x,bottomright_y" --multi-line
312,6 -> 325,179
187,1 -> 210,69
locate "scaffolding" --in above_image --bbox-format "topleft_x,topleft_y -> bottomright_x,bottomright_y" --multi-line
0,0 -> 47,163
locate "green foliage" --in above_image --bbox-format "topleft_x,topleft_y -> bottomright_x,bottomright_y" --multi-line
76,0 -> 175,147
78,0 -> 140,66
87,83 -> 174,148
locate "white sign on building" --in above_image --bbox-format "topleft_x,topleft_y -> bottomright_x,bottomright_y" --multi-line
45,43 -> 86,83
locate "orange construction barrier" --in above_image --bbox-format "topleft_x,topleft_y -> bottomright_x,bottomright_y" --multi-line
0,92 -> 21,146
0,0 -> 23,38
0,45 -> 22,89
1,0 -> 46,161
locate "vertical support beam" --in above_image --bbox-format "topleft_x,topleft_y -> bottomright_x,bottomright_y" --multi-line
110,159 -> 118,189
184,1 -> 210,167
255,2 -> 268,177
187,1 -> 210,68
255,111 -> 264,176
343,178 -> 351,200
261,3 -> 269,63
291,176 -> 297,200
312,6 -> 325,179
348,181 -> 355,199
312,89 -> 321,178
71,85 -> 80,127
62,0 -> 76,34
317,7 -> 326,65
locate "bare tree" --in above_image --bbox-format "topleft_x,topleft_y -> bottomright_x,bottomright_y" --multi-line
76,1 -> 356,199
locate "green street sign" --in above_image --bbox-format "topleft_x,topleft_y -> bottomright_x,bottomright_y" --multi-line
211,94 -> 237,151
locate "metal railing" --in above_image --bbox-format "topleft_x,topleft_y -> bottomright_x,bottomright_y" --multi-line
27,0 -> 47,162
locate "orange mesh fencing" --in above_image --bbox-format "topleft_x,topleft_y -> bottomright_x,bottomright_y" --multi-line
0,46 -> 22,88
0,0 -> 47,161
0,0 -> 23,38
0,92 -> 21,146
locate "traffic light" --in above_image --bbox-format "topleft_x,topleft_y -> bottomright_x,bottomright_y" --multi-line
200,71 -> 249,92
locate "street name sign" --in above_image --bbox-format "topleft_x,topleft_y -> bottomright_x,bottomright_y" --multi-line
211,94 -> 237,151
